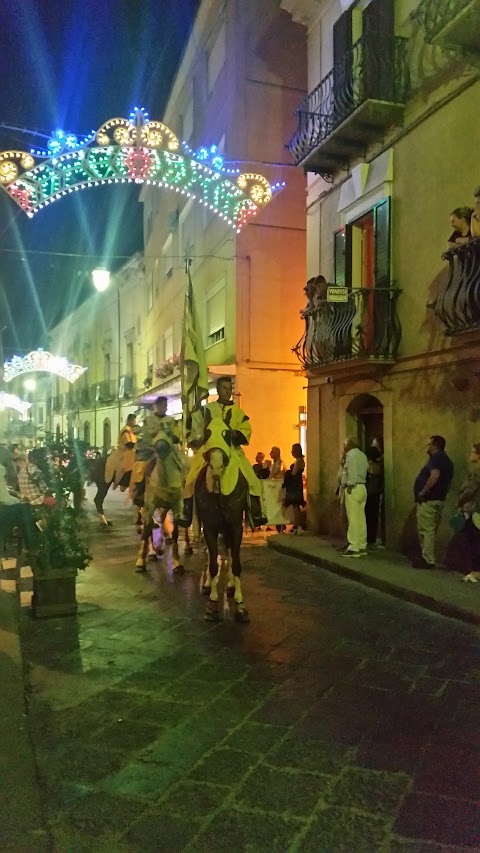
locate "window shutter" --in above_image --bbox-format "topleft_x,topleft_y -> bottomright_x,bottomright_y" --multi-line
333,10 -> 353,125
363,0 -> 395,101
334,226 -> 352,286
374,199 -> 391,286
207,288 -> 225,336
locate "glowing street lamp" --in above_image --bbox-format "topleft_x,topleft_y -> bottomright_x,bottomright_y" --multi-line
24,378 -> 36,391
92,268 -> 111,292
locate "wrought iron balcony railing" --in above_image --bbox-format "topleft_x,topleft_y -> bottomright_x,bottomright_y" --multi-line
52,394 -> 64,412
98,380 -> 116,402
78,387 -> 90,407
293,287 -> 402,370
412,0 -> 480,50
287,33 -> 410,171
428,239 -> 480,336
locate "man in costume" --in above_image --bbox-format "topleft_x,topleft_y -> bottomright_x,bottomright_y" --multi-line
105,413 -> 138,491
184,376 -> 267,527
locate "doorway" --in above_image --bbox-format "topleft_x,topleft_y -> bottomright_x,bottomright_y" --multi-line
346,393 -> 385,544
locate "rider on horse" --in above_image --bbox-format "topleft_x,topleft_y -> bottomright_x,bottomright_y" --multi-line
184,376 -> 267,528
104,413 -> 138,491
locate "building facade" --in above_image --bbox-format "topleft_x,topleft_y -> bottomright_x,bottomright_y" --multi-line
282,0 -> 480,549
47,253 -> 145,448
140,0 -> 308,461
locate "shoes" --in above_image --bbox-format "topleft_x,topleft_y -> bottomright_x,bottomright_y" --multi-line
463,573 -> 479,583
339,548 -> 364,558
412,558 -> 436,569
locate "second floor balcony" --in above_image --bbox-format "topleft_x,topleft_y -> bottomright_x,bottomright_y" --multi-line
287,33 -> 410,175
293,286 -> 402,373
413,0 -> 480,54
429,239 -> 480,336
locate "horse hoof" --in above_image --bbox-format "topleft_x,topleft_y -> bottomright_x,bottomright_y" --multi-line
172,563 -> 185,575
204,606 -> 221,622
226,586 -> 235,598
235,606 -> 250,624
135,562 -> 147,573
185,546 -> 194,556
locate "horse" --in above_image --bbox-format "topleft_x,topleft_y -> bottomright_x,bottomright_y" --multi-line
194,416 -> 250,623
134,430 -> 185,575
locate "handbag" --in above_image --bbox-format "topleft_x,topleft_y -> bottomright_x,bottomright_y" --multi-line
449,511 -> 466,533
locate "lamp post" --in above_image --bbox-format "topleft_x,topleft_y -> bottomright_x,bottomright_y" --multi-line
92,269 -> 122,441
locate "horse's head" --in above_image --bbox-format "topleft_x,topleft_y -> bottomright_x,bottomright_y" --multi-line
152,428 -> 175,460
202,416 -> 233,492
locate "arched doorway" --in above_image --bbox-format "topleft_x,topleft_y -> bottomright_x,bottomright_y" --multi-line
83,420 -> 90,445
346,394 -> 385,545
102,418 -> 111,454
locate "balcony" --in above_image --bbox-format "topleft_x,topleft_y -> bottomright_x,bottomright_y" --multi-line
122,374 -> 136,398
52,394 -> 64,412
413,0 -> 480,54
287,34 -> 410,176
98,380 -> 116,402
293,287 -> 402,372
78,387 -> 91,407
66,389 -> 78,410
428,239 -> 480,336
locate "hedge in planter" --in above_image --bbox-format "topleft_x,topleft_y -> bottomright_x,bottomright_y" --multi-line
30,442 -> 91,618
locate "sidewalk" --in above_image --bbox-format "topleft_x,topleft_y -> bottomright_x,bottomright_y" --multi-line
267,533 -> 480,626
0,564 -> 50,852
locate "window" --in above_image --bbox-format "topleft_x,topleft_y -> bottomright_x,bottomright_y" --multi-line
334,198 -> 390,287
207,21 -> 226,93
205,277 -> 226,347
147,270 -> 154,311
147,347 -> 153,384
163,326 -> 174,361
126,342 -> 134,376
162,234 -> 173,278
38,407 -> 44,426
179,199 -> 194,264
104,353 -> 111,382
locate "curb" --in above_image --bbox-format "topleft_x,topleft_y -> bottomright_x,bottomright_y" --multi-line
267,539 -> 480,627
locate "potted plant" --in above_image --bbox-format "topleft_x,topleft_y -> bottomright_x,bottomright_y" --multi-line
30,441 -> 91,618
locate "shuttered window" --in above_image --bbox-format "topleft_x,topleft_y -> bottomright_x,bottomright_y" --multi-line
374,199 -> 391,285
206,278 -> 225,346
334,226 -> 352,286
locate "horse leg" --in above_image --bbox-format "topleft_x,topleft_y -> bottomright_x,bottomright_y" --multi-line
95,480 -> 112,527
171,523 -> 185,575
204,526 -> 221,621
231,523 -> 249,623
153,509 -> 165,556
136,515 -> 153,572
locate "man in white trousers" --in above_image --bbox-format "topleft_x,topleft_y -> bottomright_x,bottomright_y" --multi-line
340,436 -> 368,557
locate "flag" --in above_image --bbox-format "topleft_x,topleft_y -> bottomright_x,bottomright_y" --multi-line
181,266 -> 209,445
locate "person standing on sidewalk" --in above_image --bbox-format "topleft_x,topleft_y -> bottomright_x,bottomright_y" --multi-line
413,435 -> 454,569
340,437 -> 368,557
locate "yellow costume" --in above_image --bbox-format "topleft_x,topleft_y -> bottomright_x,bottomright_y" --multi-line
184,400 -> 261,498
104,423 -> 137,487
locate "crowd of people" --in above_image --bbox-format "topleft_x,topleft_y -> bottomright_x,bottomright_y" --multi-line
252,444 -> 306,534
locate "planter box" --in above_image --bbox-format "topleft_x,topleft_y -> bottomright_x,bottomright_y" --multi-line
32,569 -> 78,618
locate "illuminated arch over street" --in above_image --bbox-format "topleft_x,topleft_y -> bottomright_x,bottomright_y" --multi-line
0,108 -> 284,232
0,392 -> 32,417
4,349 -> 87,384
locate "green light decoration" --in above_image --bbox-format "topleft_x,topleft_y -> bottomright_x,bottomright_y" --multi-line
0,109 -> 284,232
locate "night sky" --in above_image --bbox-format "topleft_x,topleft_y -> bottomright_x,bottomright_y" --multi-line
0,0 -> 200,355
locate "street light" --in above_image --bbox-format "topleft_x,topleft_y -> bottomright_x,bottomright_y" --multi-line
91,268 -> 121,445
24,378 -> 36,391
92,268 -> 111,292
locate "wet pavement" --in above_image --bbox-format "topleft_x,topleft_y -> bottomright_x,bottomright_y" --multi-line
9,490 -> 480,852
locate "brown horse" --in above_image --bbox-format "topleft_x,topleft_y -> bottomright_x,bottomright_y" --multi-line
194,416 -> 250,623
135,432 -> 185,574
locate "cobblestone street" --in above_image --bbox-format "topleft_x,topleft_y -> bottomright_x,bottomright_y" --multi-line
10,492 -> 480,852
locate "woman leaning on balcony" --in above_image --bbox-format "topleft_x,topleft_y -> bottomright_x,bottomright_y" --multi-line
447,207 -> 473,250
444,442 -> 480,583
471,187 -> 480,239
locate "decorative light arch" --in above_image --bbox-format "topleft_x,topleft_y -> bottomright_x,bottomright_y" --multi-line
4,349 -> 87,384
0,392 -> 32,417
0,108 -> 284,232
